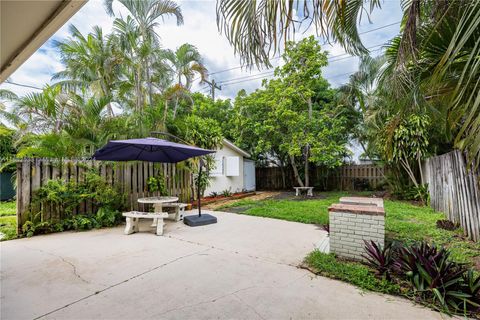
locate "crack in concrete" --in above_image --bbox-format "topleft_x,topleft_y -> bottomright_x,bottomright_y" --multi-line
152,284 -> 260,317
233,293 -> 266,320
166,234 -> 303,268
152,273 -> 308,318
22,246 -> 90,284
32,248 -> 210,320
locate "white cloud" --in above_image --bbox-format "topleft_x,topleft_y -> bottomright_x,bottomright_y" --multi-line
0,0 -> 403,100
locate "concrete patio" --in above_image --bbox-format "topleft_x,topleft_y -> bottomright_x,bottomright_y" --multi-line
1,210 -> 443,320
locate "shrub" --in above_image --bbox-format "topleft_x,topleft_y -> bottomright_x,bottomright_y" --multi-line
393,242 -> 480,315
147,175 -> 167,195
24,169 -> 126,237
221,188 -> 232,197
362,240 -> 395,280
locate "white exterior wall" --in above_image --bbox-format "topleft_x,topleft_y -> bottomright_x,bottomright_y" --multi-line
205,144 -> 245,195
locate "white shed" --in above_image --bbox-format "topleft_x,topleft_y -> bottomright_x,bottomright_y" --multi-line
205,139 -> 256,195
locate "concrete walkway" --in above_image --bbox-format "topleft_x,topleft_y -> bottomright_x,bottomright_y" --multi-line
1,210 -> 444,320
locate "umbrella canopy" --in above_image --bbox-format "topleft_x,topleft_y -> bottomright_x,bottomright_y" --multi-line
93,137 -> 214,163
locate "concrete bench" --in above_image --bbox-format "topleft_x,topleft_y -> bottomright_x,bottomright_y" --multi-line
122,211 -> 169,236
294,187 -> 314,197
161,203 -> 188,221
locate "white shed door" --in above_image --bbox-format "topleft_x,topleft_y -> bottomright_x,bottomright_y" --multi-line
243,160 -> 256,191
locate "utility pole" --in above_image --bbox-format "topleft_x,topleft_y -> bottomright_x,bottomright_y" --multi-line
203,79 -> 222,101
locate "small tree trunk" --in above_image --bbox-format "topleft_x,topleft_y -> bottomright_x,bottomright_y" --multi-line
304,145 -> 310,187
290,155 -> 304,187
304,97 -> 312,187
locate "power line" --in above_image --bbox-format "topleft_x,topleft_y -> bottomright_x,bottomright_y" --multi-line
218,45 -> 385,85
4,80 -> 43,91
200,21 -> 400,80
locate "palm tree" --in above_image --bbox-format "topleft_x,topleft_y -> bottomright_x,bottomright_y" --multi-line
105,0 -> 183,105
162,43 -> 207,120
337,55 -> 385,159
380,0 -> 480,166
13,86 -> 69,134
53,25 -> 122,116
216,0 -> 382,67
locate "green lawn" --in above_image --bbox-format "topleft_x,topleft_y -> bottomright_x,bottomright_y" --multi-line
218,192 -> 480,267
0,201 -> 17,241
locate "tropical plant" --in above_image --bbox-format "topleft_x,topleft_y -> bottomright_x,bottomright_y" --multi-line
162,43 -> 207,121
363,240 -> 395,280
393,242 -> 480,315
216,0 -> 382,67
147,175 -> 167,195
53,25 -> 121,116
105,0 -> 183,106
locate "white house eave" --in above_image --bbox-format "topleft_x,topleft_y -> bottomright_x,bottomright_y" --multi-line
222,139 -> 251,158
0,0 -> 88,83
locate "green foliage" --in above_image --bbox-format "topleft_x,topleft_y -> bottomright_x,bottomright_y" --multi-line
0,125 -> 15,159
221,188 -> 232,197
392,184 -> 430,203
173,114 -> 223,150
24,170 -> 125,237
231,37 -> 349,184
305,251 -> 401,295
193,167 -> 211,197
393,242 -> 480,316
147,175 -> 167,195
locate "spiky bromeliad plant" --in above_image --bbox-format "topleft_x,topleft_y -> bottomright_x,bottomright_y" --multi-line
362,240 -> 395,280
394,242 -> 480,315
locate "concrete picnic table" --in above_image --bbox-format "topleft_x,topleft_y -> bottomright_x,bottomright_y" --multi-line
137,196 -> 179,213
137,196 -> 179,227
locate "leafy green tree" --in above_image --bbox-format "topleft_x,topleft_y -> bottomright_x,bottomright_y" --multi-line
232,37 -> 349,187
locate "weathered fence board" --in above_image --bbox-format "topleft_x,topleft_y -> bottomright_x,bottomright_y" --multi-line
423,150 -> 480,242
256,164 -> 386,191
16,159 -> 192,234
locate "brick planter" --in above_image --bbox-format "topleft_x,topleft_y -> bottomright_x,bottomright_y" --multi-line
328,198 -> 385,261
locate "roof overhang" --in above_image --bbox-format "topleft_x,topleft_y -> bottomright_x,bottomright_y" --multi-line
222,139 -> 251,158
0,0 -> 88,83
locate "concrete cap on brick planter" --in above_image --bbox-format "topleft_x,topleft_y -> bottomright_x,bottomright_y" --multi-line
328,203 -> 385,216
339,197 -> 384,208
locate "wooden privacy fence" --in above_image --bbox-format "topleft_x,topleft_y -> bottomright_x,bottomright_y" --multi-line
422,150 -> 480,242
336,164 -> 386,190
256,164 -> 386,191
16,159 -> 192,233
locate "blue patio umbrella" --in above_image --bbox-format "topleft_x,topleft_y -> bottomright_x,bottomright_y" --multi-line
93,137 -> 217,226
93,137 -> 214,163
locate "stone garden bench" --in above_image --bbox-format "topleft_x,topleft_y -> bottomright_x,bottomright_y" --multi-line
122,211 -> 169,236
293,187 -> 314,197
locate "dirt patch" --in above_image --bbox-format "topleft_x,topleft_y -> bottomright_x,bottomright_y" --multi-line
203,191 -> 279,210
270,191 -> 327,201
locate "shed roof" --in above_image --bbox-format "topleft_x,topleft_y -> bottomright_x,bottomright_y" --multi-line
222,139 -> 251,158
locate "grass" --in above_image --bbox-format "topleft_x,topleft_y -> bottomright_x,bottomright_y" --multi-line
217,192 -> 368,225
218,192 -> 480,267
0,201 -> 17,241
304,251 -> 401,295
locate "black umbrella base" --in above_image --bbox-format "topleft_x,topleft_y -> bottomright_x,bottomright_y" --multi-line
184,214 -> 217,227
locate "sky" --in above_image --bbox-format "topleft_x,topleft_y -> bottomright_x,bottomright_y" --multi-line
0,0 -> 403,100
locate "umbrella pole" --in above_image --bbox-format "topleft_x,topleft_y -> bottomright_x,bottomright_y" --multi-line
197,160 -> 202,217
